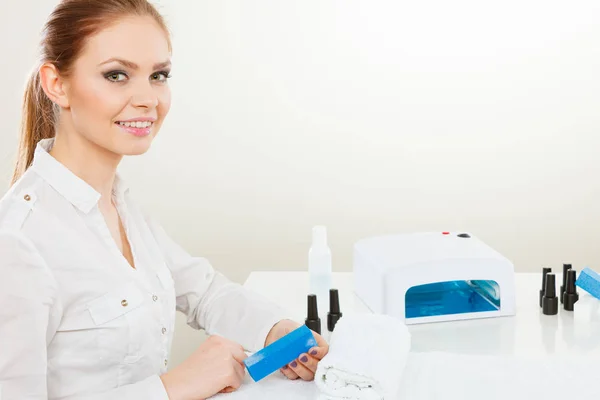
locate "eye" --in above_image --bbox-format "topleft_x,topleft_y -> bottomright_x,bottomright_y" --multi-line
105,71 -> 128,82
151,71 -> 172,82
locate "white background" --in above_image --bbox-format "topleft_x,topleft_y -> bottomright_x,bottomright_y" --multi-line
1,0 -> 599,366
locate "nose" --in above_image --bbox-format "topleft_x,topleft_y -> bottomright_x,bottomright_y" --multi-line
131,81 -> 159,109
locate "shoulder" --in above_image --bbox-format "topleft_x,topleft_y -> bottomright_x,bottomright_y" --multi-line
0,169 -> 44,232
0,171 -> 58,296
0,228 -> 58,302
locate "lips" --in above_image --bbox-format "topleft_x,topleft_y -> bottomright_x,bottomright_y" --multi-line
115,120 -> 154,137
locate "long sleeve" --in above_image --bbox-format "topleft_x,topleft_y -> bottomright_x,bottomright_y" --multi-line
145,217 -> 290,352
0,231 -> 58,400
0,231 -> 171,400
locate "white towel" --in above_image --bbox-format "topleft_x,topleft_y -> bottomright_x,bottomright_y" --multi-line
315,314 -> 411,400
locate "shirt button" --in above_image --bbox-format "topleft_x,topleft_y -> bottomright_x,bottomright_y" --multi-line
162,327 -> 167,334
24,194 -> 31,201
152,295 -> 158,302
121,299 -> 128,307
164,359 -> 168,367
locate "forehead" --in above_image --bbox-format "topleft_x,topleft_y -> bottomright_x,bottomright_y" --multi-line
79,16 -> 171,66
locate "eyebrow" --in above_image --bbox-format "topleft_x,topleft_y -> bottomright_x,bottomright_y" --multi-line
98,58 -> 171,70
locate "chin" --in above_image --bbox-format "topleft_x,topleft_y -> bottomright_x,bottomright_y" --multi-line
116,135 -> 155,156
123,141 -> 153,155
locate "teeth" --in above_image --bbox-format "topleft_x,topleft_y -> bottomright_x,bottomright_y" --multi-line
118,121 -> 153,128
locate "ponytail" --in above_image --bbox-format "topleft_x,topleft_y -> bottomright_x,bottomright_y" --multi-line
11,69 -> 56,185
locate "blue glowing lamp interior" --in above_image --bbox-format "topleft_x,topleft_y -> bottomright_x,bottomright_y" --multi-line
405,280 -> 500,319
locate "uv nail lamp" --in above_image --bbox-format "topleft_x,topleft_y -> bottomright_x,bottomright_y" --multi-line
353,232 -> 516,324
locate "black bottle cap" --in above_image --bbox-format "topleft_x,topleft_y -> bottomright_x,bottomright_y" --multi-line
561,264 -> 572,304
327,289 -> 342,332
305,294 -> 321,334
563,269 -> 579,311
542,273 -> 558,315
540,267 -> 551,307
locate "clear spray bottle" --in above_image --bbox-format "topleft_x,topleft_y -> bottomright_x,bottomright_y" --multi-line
308,225 -> 332,321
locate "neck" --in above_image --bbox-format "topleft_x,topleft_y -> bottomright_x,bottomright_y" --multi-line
50,119 -> 123,210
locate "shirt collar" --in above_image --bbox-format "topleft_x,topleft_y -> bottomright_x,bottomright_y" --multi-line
31,138 -> 129,214
112,173 -> 130,201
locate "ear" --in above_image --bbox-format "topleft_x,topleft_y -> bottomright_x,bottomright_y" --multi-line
39,62 -> 70,109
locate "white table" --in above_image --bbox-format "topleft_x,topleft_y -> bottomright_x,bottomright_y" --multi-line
208,271 -> 600,400
244,271 -> 600,357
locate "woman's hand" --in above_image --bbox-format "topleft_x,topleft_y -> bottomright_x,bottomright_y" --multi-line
264,319 -> 329,381
160,335 -> 247,400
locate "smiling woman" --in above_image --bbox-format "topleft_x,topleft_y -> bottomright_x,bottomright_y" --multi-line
12,4 -> 173,184
0,1 -> 328,400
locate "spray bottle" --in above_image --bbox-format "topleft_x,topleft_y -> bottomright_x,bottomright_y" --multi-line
308,225 -> 332,322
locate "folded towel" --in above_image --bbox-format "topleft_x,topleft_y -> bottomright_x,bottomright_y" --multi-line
315,314 -> 411,400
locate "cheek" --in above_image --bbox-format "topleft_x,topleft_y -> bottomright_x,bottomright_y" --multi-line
70,79 -> 127,126
158,87 -> 172,117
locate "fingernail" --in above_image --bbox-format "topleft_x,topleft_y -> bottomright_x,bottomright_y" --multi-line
300,355 -> 308,363
282,365 -> 288,369
291,361 -> 297,368
310,350 -> 318,355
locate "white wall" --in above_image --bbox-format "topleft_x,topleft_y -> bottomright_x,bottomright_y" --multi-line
2,0 -> 600,366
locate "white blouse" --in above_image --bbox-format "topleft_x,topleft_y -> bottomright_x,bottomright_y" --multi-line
0,138 -> 288,400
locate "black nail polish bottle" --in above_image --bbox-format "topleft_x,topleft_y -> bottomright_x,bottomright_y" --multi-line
540,267 -> 551,307
561,264 -> 572,304
542,273 -> 558,315
327,289 -> 342,332
305,294 -> 321,334
563,270 -> 579,311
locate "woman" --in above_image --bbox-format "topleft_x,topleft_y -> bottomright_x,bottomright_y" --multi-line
0,1 -> 328,399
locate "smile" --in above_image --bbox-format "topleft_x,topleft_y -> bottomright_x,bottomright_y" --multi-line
115,120 -> 154,137
116,121 -> 153,128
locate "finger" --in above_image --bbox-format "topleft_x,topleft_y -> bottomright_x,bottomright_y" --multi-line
307,345 -> 328,360
226,368 -> 244,391
288,359 -> 315,381
280,364 -> 299,380
233,358 -> 246,383
313,332 -> 329,347
236,358 -> 246,382
297,353 -> 319,374
228,343 -> 248,364
219,359 -> 245,394
213,336 -> 248,364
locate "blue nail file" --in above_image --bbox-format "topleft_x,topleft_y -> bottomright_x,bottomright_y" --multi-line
244,324 -> 317,382
576,267 -> 600,300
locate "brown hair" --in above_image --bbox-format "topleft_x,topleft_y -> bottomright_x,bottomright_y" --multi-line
11,0 -> 171,185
